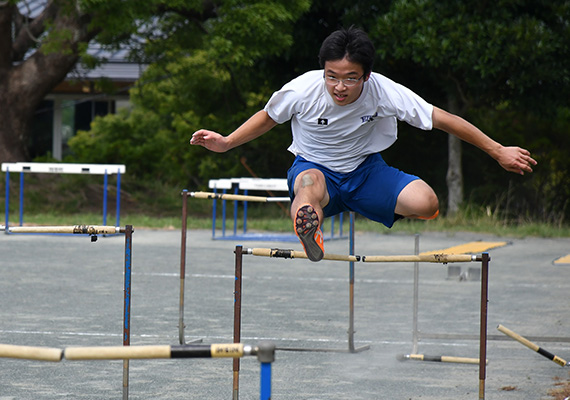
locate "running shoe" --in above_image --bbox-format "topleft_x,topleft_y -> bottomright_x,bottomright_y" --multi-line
294,204 -> 324,262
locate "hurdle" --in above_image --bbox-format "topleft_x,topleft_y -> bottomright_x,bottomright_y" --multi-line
1,224 -> 134,399
232,244 -> 367,399
178,189 -> 355,347
396,235 -> 490,367
0,342 -> 276,400
363,251 -> 490,400
243,246 -> 490,399
2,162 -> 125,231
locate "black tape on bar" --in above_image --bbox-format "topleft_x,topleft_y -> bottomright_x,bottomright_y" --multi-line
170,345 -> 211,358
270,249 -> 294,259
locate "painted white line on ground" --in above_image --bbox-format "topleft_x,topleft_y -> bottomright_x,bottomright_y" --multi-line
136,272 -> 570,289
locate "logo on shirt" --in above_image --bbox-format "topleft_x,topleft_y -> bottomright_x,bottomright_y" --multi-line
317,118 -> 328,126
361,112 -> 378,123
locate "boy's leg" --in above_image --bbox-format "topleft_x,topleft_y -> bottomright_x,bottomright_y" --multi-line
291,169 -> 329,262
394,179 -> 439,219
341,153 -> 438,227
291,169 -> 329,222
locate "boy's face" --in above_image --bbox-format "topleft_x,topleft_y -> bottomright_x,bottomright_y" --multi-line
323,57 -> 368,106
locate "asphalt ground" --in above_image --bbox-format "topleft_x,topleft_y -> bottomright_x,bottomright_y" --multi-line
0,227 -> 569,399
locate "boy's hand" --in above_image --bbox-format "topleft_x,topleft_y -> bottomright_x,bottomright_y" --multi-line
190,130 -> 229,153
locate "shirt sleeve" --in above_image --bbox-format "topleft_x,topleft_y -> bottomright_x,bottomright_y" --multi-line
374,74 -> 434,131
391,83 -> 434,130
264,87 -> 301,124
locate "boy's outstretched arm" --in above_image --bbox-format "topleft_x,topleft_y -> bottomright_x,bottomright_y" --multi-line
432,106 -> 537,175
190,110 -> 278,153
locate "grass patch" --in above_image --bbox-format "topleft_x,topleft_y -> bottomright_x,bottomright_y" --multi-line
2,174 -> 568,237
5,210 -> 570,238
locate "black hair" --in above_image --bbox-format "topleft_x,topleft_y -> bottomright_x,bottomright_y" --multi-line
318,27 -> 375,76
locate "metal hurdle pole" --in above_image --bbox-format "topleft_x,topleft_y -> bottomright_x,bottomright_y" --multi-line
257,342 -> 276,400
348,212 -> 356,352
412,234 -> 420,354
347,212 -> 370,353
116,170 -> 121,227
179,190 -> 188,344
103,170 -> 108,226
4,166 -> 9,231
233,245 -> 244,400
123,225 -> 133,400
479,253 -> 490,400
19,170 -> 24,225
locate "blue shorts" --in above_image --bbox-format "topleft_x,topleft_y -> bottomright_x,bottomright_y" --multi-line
287,154 -> 419,228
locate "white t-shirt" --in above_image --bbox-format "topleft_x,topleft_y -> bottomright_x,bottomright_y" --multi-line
264,70 -> 434,173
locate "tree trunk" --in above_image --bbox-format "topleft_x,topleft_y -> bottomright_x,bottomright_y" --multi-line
0,97 -> 32,162
446,135 -> 463,216
446,98 -> 463,216
0,2 -> 99,164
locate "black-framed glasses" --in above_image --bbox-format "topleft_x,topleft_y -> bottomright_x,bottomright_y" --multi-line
324,74 -> 364,87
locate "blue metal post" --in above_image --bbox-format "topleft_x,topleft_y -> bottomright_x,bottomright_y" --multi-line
259,362 -> 272,400
222,189 -> 227,237
103,170 -> 108,226
233,186 -> 238,237
19,171 -> 24,226
115,170 -> 121,227
256,342 -> 275,400
212,188 -> 218,238
243,189 -> 248,235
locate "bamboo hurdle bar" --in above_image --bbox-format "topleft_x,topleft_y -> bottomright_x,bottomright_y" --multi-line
497,324 -> 569,367
245,248 -> 480,263
397,353 -> 486,365
245,247 -> 360,262
362,254 -> 480,263
65,343 -> 255,360
0,342 -> 270,364
1,225 -> 125,235
190,191 -> 289,203
0,344 -> 63,362
1,342 -> 275,400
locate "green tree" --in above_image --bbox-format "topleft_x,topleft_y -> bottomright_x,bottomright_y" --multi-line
69,0 -> 310,186
0,0 -> 157,162
372,0 -> 570,215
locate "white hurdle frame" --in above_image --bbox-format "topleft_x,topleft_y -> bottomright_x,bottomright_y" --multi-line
2,162 -> 125,231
